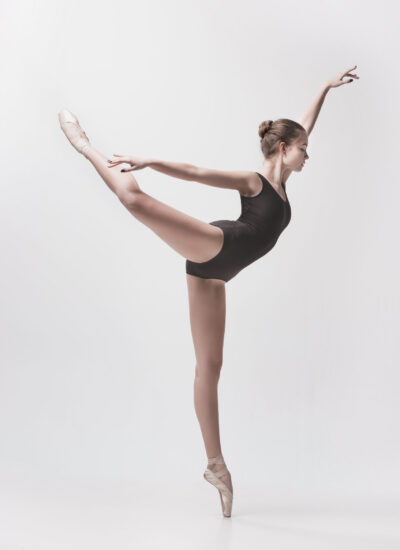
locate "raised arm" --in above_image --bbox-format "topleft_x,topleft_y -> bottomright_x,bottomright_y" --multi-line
298,84 -> 331,136
298,65 -> 359,135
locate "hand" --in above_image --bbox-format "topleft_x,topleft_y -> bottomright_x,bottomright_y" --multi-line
106,154 -> 149,172
326,65 -> 360,89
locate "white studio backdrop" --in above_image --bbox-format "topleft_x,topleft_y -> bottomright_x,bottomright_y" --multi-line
0,0 -> 399,504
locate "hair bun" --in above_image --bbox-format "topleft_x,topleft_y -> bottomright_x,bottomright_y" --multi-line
258,120 -> 274,140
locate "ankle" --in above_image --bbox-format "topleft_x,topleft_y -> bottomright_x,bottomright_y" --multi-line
207,452 -> 224,465
210,463 -> 229,474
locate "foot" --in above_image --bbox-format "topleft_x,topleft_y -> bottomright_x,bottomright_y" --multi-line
204,453 -> 233,517
58,109 -> 91,157
208,462 -> 233,495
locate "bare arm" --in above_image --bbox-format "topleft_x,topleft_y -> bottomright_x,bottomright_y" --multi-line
148,159 -> 253,194
147,159 -> 198,181
107,155 -> 253,194
298,66 -> 359,135
298,84 -> 331,136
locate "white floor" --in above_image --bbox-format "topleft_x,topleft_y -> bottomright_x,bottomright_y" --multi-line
1,478 -> 399,550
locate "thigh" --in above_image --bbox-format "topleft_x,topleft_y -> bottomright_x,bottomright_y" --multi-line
120,189 -> 224,263
186,274 -> 226,368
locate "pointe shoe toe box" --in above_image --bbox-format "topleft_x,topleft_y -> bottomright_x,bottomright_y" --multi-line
58,109 -> 79,125
58,109 -> 90,155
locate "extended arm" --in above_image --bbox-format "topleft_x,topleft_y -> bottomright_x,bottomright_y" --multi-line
298,66 -> 359,135
298,84 -> 331,136
108,155 -> 253,193
148,159 -> 252,193
147,159 -> 197,181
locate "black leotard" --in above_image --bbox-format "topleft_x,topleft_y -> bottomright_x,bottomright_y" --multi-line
185,172 -> 291,282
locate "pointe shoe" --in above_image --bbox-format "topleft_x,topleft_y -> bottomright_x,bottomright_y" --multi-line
203,453 -> 233,517
58,109 -> 91,156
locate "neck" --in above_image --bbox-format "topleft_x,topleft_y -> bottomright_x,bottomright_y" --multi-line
261,159 -> 290,188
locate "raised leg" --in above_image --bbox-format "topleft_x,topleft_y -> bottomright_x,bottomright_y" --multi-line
186,273 -> 233,496
82,145 -> 224,263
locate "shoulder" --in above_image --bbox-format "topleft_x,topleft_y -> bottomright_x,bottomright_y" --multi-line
238,172 -> 263,198
195,168 -> 259,193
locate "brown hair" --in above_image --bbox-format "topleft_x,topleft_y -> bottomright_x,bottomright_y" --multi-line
258,118 -> 306,159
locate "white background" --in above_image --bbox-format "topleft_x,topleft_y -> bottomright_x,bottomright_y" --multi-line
1,0 -> 399,547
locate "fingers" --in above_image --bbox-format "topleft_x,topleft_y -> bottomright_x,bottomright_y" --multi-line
106,154 -> 135,172
107,163 -> 135,171
344,65 -> 360,79
335,64 -> 360,87
107,154 -> 124,163
340,65 -> 355,78
107,154 -> 127,168
344,64 -> 357,75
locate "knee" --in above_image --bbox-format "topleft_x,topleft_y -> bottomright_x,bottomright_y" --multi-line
195,358 -> 223,381
118,189 -> 144,210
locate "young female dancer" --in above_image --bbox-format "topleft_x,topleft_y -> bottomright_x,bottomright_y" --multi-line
58,65 -> 359,517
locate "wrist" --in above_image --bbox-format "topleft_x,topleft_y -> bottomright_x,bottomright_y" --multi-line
322,82 -> 331,93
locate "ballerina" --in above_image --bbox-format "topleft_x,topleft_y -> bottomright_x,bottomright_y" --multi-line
58,65 -> 359,517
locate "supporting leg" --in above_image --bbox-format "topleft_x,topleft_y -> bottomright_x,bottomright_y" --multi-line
186,274 -> 233,496
194,359 -> 223,458
186,274 -> 226,457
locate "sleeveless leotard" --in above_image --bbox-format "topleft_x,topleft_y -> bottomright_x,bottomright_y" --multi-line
185,172 -> 291,282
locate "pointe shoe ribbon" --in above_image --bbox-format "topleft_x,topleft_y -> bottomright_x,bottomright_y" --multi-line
204,454 -> 233,517
58,109 -> 91,156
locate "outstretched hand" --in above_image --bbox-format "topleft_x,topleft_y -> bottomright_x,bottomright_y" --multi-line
107,154 -> 149,172
326,65 -> 360,89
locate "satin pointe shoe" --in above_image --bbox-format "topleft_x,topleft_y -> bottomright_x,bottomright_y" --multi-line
203,453 -> 233,517
58,109 -> 91,156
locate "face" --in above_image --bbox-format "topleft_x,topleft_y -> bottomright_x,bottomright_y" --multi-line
281,132 -> 309,171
